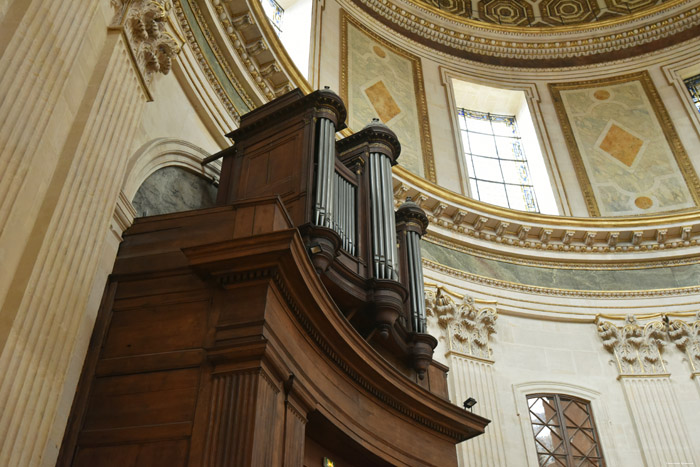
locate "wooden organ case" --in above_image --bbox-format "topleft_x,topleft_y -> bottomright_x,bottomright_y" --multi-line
58,89 -> 489,467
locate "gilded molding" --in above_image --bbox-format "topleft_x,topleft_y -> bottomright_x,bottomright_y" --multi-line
598,315 -> 667,375
392,170 -> 700,261
340,10 -> 436,182
549,71 -> 700,217
426,287 -> 497,360
668,311 -> 700,371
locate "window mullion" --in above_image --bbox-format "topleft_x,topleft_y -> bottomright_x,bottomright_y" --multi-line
555,395 -> 575,467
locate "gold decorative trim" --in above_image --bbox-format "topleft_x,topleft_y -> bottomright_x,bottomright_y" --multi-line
549,71 -> 700,217
340,10 -> 436,182
423,258 -> 700,298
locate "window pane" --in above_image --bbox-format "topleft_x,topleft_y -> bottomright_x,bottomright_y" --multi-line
506,184 -> 529,211
458,108 -> 540,212
501,160 -> 529,185
464,111 -> 492,133
684,74 -> 700,113
476,180 -> 508,207
528,394 -> 605,467
472,155 -> 503,182
491,116 -> 518,136
468,132 -> 497,157
495,136 -> 524,161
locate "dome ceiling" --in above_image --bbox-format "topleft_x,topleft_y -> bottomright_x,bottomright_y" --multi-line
351,0 -> 700,66
416,0 -> 672,27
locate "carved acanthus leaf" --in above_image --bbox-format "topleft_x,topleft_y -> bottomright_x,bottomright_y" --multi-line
123,0 -> 180,80
668,311 -> 700,371
597,315 -> 666,375
426,287 -> 497,360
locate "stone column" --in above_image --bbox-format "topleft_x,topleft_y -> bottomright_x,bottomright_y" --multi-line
598,316 -> 698,466
0,1 -> 180,465
427,288 -> 507,466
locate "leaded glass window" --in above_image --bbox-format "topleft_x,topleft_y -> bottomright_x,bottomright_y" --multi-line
527,394 -> 606,467
261,0 -> 284,35
458,109 -> 539,212
685,74 -> 700,113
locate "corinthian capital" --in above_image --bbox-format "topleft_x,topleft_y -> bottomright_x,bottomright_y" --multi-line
668,312 -> 700,372
597,315 -> 667,375
426,287 -> 497,360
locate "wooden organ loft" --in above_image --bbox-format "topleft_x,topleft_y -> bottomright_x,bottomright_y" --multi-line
58,88 -> 489,466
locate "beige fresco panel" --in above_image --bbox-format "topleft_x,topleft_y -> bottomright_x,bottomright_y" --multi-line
550,72 -> 700,216
364,80 -> 402,123
341,11 -> 435,180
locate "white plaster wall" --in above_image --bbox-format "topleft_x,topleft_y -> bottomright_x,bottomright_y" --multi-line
426,266 -> 700,466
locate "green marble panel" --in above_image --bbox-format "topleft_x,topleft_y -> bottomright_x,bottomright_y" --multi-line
421,240 -> 700,291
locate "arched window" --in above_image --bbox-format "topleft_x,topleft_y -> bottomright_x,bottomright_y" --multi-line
527,393 -> 606,467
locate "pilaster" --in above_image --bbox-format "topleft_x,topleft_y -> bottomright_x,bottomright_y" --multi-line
427,287 -> 506,467
598,316 -> 698,466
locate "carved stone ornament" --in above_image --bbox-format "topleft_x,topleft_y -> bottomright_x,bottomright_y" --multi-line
668,311 -> 700,372
426,288 -> 497,360
112,0 -> 181,82
597,315 -> 667,375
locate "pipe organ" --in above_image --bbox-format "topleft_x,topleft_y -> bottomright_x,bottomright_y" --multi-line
58,88 -> 488,467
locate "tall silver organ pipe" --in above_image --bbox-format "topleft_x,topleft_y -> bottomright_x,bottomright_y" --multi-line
314,117 -> 336,228
333,172 -> 356,255
396,198 -> 429,333
406,230 -> 426,332
369,152 -> 398,280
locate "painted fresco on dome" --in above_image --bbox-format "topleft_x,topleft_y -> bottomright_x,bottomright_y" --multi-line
550,72 -> 700,216
341,12 -> 435,180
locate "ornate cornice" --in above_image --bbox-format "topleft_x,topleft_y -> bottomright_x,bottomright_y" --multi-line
347,0 -> 700,66
597,315 -> 668,375
394,170 -> 700,263
426,287 -> 497,360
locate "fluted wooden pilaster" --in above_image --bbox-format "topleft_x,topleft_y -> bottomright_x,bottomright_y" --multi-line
0,29 -> 146,467
202,370 -> 281,466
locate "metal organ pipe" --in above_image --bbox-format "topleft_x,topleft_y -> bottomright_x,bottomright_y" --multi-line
369,152 -> 399,280
315,117 -> 336,228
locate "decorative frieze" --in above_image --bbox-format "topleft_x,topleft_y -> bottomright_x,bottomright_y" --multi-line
597,315 -> 667,375
426,288 -> 497,360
